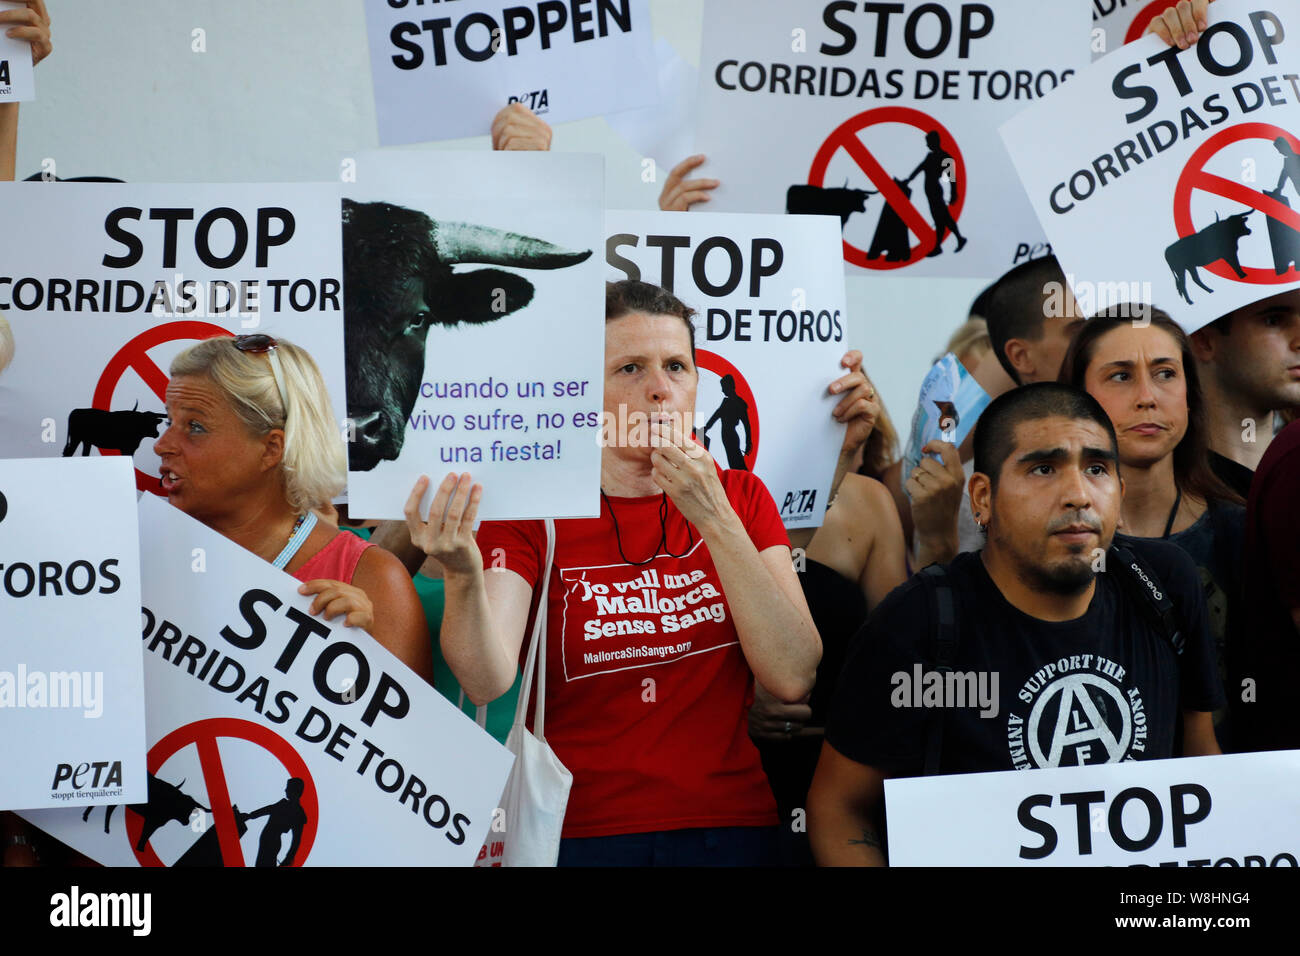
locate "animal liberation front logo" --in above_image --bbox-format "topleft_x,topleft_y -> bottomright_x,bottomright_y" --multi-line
1006,654 -> 1147,769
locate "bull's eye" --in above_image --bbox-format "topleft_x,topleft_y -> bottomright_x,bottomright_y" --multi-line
404,310 -> 433,335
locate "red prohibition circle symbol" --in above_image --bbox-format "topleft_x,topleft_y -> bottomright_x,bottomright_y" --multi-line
1172,123 -> 1300,284
91,321 -> 230,494
807,106 -> 967,270
695,348 -> 759,471
127,717 -> 319,867
1125,1 -> 1182,44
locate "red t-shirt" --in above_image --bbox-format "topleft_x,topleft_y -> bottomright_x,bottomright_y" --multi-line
475,467 -> 789,839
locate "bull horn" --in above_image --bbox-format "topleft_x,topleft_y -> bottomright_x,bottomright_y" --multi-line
433,222 -> 593,269
195,803 -> 212,813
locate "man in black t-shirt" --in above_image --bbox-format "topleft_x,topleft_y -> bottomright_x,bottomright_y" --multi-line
808,384 -> 1224,866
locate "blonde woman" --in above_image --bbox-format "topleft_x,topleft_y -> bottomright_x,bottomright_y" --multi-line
154,334 -> 432,680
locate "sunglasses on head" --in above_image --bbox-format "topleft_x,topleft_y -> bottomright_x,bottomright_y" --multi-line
230,334 -> 289,417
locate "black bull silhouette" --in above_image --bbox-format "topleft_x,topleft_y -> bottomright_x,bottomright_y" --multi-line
62,404 -> 167,457
785,184 -> 877,227
82,773 -> 211,853
342,199 -> 593,472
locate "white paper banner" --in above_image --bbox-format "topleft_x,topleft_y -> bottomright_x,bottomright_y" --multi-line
1001,0 -> 1300,333
0,1 -> 35,103
363,0 -> 658,144
1092,0 -> 1186,61
886,750 -> 1300,867
693,0 -> 1091,278
342,150 -> 605,522
0,183 -> 347,498
605,209 -> 846,527
21,494 -> 514,866
0,457 -> 146,810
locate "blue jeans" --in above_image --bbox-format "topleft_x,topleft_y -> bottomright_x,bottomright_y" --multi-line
557,826 -> 779,867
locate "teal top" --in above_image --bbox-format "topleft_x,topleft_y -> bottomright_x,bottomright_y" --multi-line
344,527 -> 521,744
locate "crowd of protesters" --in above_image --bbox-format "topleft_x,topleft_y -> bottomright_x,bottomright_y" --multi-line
4,0 -> 1300,868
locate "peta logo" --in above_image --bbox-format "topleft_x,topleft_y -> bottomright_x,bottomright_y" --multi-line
1129,561 -> 1163,601
51,760 -> 124,796
508,89 -> 549,113
779,489 -> 818,518
50,886 -> 151,936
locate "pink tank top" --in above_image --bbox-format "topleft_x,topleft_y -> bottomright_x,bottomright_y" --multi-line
290,530 -> 374,585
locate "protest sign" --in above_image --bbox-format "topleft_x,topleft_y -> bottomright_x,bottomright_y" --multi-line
364,0 -> 657,144
0,1 -> 35,103
342,149 -> 604,522
692,0 -> 1091,278
0,457 -> 145,811
21,494 -> 514,866
1002,0 -> 1300,333
1092,0 -> 1185,60
901,353 -> 991,499
605,209 -> 846,527
0,183 -> 347,495
886,750 -> 1300,866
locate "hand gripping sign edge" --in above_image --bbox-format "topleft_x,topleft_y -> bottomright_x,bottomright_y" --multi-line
1171,122 -> 1300,297
90,321 -> 231,495
806,106 -> 967,271
126,717 -> 319,867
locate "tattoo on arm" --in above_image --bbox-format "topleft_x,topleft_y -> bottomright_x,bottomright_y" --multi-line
848,829 -> 881,848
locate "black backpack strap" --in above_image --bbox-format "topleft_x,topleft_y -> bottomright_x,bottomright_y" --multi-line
1110,543 -> 1184,655
917,564 -> 959,775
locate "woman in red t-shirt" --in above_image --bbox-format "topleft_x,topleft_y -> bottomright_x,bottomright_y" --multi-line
406,280 -> 824,865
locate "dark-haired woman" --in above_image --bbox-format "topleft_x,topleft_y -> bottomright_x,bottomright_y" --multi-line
1061,308 -> 1245,749
406,280 -> 822,866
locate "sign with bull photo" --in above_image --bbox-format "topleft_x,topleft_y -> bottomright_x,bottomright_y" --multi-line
0,183 -> 347,494
605,210 -> 846,528
363,0 -> 658,144
691,0 -> 1091,278
0,0 -> 36,103
19,493 -> 515,866
885,750 -> 1300,866
0,456 -> 146,811
342,149 -> 604,522
1001,0 -> 1300,333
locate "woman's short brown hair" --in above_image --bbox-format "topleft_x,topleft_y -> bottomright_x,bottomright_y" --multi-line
605,280 -> 697,366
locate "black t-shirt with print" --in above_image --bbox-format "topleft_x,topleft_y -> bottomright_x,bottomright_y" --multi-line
826,538 -> 1225,777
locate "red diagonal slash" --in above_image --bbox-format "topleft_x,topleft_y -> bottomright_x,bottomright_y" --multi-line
1173,122 -> 1300,284
128,717 -> 318,867
91,320 -> 229,493
807,106 -> 966,271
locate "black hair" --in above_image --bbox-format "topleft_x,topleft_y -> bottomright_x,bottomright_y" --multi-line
984,255 -> 1068,385
973,382 -> 1118,490
605,279 -> 697,366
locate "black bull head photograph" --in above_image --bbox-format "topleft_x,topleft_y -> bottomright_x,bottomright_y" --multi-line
342,198 -> 593,472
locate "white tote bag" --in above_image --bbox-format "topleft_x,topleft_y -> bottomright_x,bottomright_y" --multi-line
471,518 -> 572,867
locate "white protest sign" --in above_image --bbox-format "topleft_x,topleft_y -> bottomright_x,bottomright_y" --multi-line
885,750 -> 1300,867
0,183 -> 347,497
0,457 -> 145,810
605,210 -> 846,528
1092,0 -> 1184,61
363,0 -> 657,144
21,494 -> 514,866
1001,1 -> 1300,334
0,1 -> 35,103
692,0 -> 1091,278
343,150 -> 604,522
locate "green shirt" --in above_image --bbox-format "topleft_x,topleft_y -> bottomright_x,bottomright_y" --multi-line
344,527 -> 521,743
